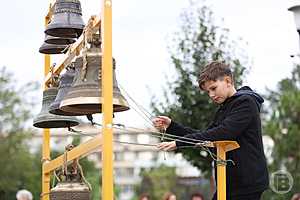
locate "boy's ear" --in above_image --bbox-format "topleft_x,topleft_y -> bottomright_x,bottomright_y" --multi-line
224,76 -> 233,86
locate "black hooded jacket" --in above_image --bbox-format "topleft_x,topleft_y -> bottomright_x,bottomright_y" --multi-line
166,86 -> 269,196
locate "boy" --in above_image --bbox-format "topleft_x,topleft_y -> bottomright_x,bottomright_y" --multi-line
153,61 -> 269,200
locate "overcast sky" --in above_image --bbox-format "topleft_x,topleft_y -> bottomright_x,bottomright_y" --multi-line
0,0 -> 299,128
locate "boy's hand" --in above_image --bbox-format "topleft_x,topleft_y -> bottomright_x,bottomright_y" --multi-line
152,116 -> 171,131
157,141 -> 177,151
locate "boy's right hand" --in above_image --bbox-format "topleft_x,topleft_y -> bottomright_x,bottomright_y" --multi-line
152,116 -> 171,131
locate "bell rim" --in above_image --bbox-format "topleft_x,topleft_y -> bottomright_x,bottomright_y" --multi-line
33,120 -> 79,128
49,101 -> 84,116
39,44 -> 68,54
45,25 -> 85,38
60,96 -> 130,114
33,114 -> 80,128
49,107 -> 86,116
45,37 -> 76,45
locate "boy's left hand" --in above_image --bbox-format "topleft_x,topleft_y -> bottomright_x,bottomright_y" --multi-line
157,141 -> 177,151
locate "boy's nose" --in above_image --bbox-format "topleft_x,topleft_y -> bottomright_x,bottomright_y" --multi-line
209,93 -> 215,99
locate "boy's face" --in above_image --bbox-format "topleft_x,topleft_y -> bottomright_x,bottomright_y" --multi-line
202,77 -> 233,104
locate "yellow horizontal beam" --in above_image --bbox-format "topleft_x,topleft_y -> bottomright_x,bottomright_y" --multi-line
214,141 -> 239,152
201,140 -> 240,152
43,134 -> 102,173
44,16 -> 101,86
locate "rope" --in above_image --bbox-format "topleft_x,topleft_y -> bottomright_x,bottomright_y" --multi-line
118,80 -> 225,147
113,124 -> 207,144
40,192 -> 51,199
53,170 -> 60,187
77,161 -> 92,191
118,82 -> 221,147
62,79 -> 235,166
67,125 -> 234,165
118,84 -> 155,127
119,84 -> 155,120
160,127 -> 167,160
92,122 -> 208,144
113,140 -> 157,147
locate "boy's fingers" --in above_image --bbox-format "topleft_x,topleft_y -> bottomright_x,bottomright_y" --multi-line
153,116 -> 168,122
157,142 -> 175,151
164,145 -> 174,151
152,118 -> 163,126
152,118 -> 165,124
157,142 -> 167,149
152,118 -> 167,130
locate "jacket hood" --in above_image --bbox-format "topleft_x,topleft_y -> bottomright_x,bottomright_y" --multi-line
233,86 -> 264,110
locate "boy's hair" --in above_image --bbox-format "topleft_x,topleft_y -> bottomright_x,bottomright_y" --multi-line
191,192 -> 204,199
198,61 -> 233,90
139,193 -> 150,200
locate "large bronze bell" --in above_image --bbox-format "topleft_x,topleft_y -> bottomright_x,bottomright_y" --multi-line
59,34 -> 130,115
33,87 -> 80,128
45,0 -> 85,38
49,64 -> 84,116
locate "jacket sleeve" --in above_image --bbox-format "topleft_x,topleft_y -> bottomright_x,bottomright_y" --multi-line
171,96 -> 256,147
166,120 -> 200,136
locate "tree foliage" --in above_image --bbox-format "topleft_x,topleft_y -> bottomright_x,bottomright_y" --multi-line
134,165 -> 182,200
262,64 -> 300,199
151,1 -> 249,177
135,164 -> 211,200
0,67 -> 41,199
0,67 -> 101,199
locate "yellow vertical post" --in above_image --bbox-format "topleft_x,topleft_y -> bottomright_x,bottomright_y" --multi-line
42,15 -> 51,200
213,141 -> 239,200
216,144 -> 226,200
101,0 -> 114,200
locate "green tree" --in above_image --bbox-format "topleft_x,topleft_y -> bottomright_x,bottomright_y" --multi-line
262,64 -> 300,200
0,67 -> 41,199
134,164 -> 211,200
0,67 -> 113,200
151,2 -> 249,177
135,165 -> 183,200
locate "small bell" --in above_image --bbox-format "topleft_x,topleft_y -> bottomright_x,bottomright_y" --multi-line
50,144 -> 91,200
50,181 -> 90,200
49,64 -> 85,116
45,0 -> 85,38
33,87 -> 80,128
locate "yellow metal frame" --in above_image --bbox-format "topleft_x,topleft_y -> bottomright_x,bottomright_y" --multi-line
41,1 -> 113,200
205,141 -> 240,200
41,11 -> 51,200
43,135 -> 103,173
101,0 -> 114,199
41,1 -> 239,200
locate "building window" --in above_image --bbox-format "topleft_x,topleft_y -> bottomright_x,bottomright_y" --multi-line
124,152 -> 135,161
114,152 -> 123,161
138,152 -> 153,160
137,134 -> 149,144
